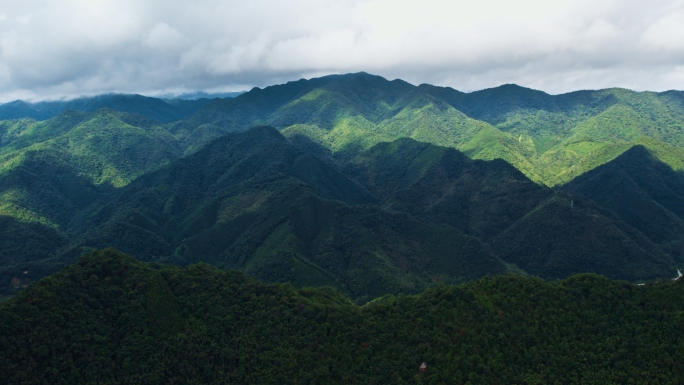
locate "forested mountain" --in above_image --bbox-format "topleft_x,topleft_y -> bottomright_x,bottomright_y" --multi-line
1,249 -> 683,384
1,72 -> 684,299
1,126 -> 678,297
564,145 -> 684,261
0,94 -> 214,123
0,109 -> 185,293
343,139 -> 676,281
166,72 -> 684,186
52,127 -> 511,301
3,73 -> 684,382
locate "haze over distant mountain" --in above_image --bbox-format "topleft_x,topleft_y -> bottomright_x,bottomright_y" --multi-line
0,94 -> 217,123
160,91 -> 245,100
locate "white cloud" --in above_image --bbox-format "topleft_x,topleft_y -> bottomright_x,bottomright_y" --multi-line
144,22 -> 190,50
0,0 -> 684,102
641,10 -> 684,52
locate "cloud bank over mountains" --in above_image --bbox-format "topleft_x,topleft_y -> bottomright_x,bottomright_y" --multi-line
1,0 -> 684,102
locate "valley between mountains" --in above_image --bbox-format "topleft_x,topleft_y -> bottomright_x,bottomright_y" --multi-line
2,72 -> 684,301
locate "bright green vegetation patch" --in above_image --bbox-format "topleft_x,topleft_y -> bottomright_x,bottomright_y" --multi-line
266,76 -> 684,186
0,109 -> 181,187
1,249 -> 683,384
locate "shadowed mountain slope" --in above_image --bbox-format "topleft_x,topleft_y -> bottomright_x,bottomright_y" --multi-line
68,127 -> 507,301
2,73 -> 684,296
0,109 -> 186,292
0,215 -> 69,294
564,145 -> 684,262
344,138 -> 550,241
341,139 -> 678,281
490,194 -> 675,281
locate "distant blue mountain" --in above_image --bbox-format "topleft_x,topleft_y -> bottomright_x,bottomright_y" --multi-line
0,92 -> 243,123
161,91 -> 245,100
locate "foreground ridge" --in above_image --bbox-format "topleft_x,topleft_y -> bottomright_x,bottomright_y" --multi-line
1,249 -> 683,384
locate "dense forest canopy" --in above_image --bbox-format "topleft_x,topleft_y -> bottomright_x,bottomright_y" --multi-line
1,249 -> 683,384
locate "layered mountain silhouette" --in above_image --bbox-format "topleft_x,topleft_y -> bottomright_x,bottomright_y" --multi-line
0,94 -> 214,123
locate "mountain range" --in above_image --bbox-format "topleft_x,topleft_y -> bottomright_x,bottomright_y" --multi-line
4,72 -> 684,382
0,93 -> 232,123
1,72 -> 684,301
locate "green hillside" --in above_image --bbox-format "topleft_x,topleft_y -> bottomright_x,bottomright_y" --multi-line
1,249 -> 683,384
68,127 -> 508,301
564,145 -> 684,263
1,118 -> 681,296
342,138 -> 678,281
0,109 -> 181,229
0,109 -> 185,293
169,73 -> 684,186
2,72 -> 684,299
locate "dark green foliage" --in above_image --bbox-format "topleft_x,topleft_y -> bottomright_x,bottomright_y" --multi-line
344,138 -> 552,241
344,138 -> 678,281
1,249 -> 683,384
146,270 -> 184,338
491,194 -> 675,281
0,151 -> 108,227
0,215 -> 69,294
564,145 -> 684,263
69,127 -> 507,300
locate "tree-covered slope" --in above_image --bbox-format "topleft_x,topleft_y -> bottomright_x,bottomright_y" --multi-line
2,121 -> 679,296
491,194 -> 676,281
342,138 -> 678,281
0,109 -> 187,293
344,138 -> 550,241
0,109 -> 181,226
0,215 -> 69,294
171,73 -> 684,186
1,249 -> 683,384
564,145 -> 684,262
3,73 -> 684,298
6,73 -> 684,187
68,127 -> 507,300
422,83 -> 684,185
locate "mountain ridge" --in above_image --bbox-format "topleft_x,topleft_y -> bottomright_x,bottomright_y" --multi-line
2,72 -> 684,297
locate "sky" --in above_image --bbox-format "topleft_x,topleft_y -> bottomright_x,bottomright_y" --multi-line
1,0 -> 684,102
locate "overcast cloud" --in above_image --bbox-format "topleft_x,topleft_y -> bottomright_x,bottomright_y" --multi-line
1,0 -> 684,102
